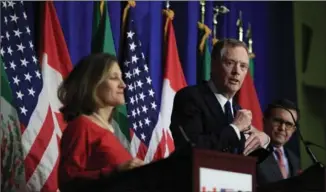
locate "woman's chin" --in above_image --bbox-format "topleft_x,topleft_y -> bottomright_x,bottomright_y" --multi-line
116,99 -> 126,106
105,99 -> 125,107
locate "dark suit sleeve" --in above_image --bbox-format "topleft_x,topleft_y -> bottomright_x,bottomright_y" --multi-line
170,88 -> 242,152
250,145 -> 273,164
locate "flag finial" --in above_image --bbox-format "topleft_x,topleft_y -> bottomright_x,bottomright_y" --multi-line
200,0 -> 205,24
236,10 -> 243,42
246,22 -> 255,58
212,5 -> 229,45
163,5 -> 175,40
122,1 -> 136,37
166,1 -> 170,9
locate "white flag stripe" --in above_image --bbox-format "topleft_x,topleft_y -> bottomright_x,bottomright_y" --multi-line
26,130 -> 58,191
21,86 -> 49,159
130,132 -> 141,158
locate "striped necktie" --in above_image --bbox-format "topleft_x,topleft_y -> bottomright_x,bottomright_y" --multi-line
275,148 -> 288,179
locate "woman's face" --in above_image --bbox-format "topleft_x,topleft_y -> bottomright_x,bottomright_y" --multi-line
97,62 -> 126,106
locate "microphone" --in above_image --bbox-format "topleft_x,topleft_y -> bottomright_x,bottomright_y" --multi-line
169,125 -> 195,159
178,125 -> 195,147
274,104 -> 320,165
305,141 -> 326,151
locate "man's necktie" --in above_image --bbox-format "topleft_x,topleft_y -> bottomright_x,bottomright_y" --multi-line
224,101 -> 240,154
275,148 -> 288,179
224,101 -> 233,124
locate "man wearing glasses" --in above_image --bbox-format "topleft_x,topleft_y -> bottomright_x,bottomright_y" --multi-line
256,99 -> 301,186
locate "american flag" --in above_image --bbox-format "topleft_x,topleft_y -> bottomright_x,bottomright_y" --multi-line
121,9 -> 161,162
1,1 -> 59,191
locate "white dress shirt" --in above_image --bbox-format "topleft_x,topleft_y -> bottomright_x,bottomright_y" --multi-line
207,80 -> 242,139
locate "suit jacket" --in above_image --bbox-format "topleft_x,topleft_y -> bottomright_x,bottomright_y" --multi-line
170,82 -> 260,155
256,147 -> 300,186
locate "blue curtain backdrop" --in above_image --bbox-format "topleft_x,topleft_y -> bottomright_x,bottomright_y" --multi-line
24,1 -> 299,155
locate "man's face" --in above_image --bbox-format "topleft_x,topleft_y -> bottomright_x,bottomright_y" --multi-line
264,108 -> 297,147
211,46 -> 249,97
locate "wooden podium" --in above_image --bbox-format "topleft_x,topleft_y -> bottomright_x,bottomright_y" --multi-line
61,145 -> 258,192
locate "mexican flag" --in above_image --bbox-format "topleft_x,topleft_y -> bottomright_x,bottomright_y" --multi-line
197,24 -> 211,83
237,58 -> 263,131
1,58 -> 26,191
249,58 -> 254,79
92,0 -> 130,149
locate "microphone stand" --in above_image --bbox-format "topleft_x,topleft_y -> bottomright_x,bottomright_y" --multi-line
297,125 -> 320,165
278,105 -> 324,168
305,141 -> 326,151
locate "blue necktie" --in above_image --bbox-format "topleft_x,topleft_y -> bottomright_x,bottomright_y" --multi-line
224,101 -> 233,124
224,101 -> 239,154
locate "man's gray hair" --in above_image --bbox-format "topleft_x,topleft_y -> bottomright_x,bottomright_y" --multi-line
211,38 -> 249,62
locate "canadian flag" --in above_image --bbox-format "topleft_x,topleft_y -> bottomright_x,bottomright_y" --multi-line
143,12 -> 187,162
40,2 -> 73,136
155,13 -> 187,159
38,2 -> 72,191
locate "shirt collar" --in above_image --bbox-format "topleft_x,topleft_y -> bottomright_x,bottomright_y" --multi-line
208,79 -> 233,109
273,146 -> 285,154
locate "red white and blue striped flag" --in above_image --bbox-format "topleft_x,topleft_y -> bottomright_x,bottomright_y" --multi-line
1,1 -> 72,191
1,1 -> 59,191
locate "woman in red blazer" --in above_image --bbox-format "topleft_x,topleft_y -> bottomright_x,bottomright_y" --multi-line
57,53 -> 143,191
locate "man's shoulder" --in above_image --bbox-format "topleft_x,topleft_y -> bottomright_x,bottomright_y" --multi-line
176,81 -> 208,96
284,147 -> 299,159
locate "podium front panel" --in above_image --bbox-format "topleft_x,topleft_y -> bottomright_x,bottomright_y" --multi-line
192,148 -> 257,192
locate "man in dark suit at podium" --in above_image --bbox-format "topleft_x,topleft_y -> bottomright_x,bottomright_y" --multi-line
170,38 -> 270,157
256,99 -> 301,186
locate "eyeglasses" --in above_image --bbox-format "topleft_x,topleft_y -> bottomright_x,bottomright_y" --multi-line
271,117 -> 296,130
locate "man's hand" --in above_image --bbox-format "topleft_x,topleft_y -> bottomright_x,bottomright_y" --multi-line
232,109 -> 252,132
243,126 -> 270,156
